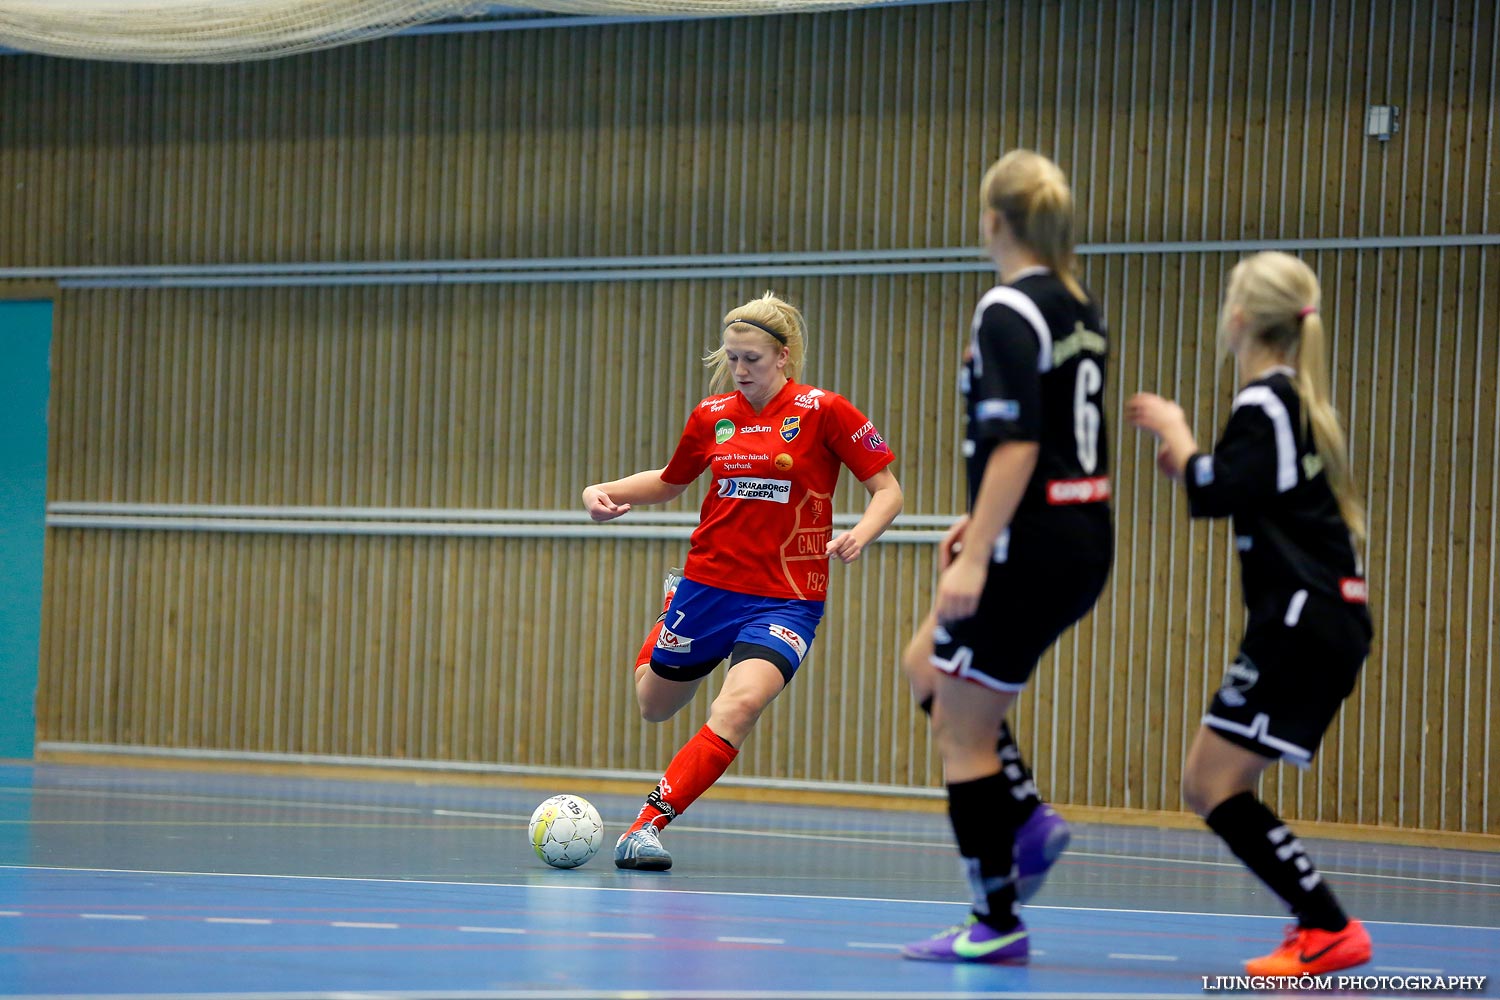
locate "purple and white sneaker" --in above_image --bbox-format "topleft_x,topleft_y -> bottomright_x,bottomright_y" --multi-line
1015,804 -> 1070,902
902,915 -> 1029,964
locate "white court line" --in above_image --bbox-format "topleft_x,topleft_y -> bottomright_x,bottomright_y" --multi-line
1064,848 -> 1500,890
10,782 -> 1495,890
79,913 -> 145,920
458,926 -> 527,934
0,992 -> 1201,1000
0,910 -> 20,916
845,941 -> 903,950
1109,954 -> 1179,962
0,786 -> 427,816
204,917 -> 272,924
585,931 -> 654,939
4,864 -> 1497,934
716,936 -> 785,944
330,921 -> 398,929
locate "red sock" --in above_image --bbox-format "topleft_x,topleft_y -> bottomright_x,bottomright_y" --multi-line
633,585 -> 678,670
635,620 -> 663,669
629,725 -> 739,833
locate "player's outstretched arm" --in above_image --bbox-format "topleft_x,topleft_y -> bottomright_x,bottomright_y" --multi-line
1126,392 -> 1198,480
934,441 -> 1037,623
582,470 -> 691,522
826,468 -> 903,564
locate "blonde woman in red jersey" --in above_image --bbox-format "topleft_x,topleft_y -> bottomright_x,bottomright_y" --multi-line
582,292 -> 903,870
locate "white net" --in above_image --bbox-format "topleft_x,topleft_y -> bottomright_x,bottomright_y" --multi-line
0,0 -> 894,63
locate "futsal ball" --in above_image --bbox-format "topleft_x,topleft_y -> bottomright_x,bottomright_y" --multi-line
528,794 -> 605,869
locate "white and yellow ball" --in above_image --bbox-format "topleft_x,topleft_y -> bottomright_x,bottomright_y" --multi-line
528,794 -> 604,869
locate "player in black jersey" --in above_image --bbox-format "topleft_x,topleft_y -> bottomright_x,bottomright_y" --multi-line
1128,251 -> 1373,976
901,150 -> 1112,965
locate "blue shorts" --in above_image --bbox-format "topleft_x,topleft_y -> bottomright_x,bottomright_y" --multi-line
650,578 -> 824,684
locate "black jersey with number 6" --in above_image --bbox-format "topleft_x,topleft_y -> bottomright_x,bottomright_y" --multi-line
1183,367 -> 1372,634
960,267 -> 1111,528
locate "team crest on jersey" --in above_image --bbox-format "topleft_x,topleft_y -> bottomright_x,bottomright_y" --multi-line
714,419 -> 734,444
780,416 -> 801,442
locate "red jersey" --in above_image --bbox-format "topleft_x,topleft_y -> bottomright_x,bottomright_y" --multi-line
661,380 -> 895,601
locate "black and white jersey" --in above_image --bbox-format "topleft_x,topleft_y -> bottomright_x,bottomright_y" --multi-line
1184,368 -> 1371,629
960,268 -> 1111,534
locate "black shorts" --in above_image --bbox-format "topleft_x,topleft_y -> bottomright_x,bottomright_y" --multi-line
931,514 -> 1111,691
1204,593 -> 1370,767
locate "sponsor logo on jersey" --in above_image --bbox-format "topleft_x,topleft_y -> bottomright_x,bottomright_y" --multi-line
1046,476 -> 1110,505
1339,578 -> 1368,603
774,453 -> 794,471
739,423 -> 774,434
1049,324 -> 1108,367
699,394 -> 734,408
976,398 -> 1020,422
1236,535 -> 1254,552
1302,453 -> 1325,479
780,416 -> 801,441
656,627 -> 692,652
714,419 -> 735,444
862,429 -> 890,454
767,624 -> 808,661
850,420 -> 875,442
1194,456 -> 1215,487
793,388 -> 825,410
716,477 -> 791,503
1218,653 -> 1259,708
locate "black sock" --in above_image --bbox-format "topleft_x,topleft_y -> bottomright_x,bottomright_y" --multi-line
1205,791 -> 1348,932
996,720 -> 1042,823
947,772 -> 1020,931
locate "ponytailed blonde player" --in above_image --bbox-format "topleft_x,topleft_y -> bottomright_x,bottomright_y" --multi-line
582,291 -> 903,871
1128,251 -> 1373,976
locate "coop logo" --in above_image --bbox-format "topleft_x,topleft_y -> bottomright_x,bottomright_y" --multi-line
656,628 -> 692,652
794,388 -> 825,410
714,419 -> 735,444
780,416 -> 801,442
1045,476 -> 1110,505
767,624 -> 808,661
716,477 -> 791,503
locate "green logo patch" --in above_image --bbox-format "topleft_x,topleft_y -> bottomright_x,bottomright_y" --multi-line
714,419 -> 735,444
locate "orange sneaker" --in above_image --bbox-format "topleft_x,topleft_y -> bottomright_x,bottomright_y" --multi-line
1244,919 -> 1372,976
633,569 -> 683,669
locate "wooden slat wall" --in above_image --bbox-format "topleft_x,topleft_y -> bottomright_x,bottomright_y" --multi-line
5,0 -> 1498,834
3,1 -> 1496,263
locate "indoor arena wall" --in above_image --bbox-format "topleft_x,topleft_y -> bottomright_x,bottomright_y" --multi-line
3,0 -> 1496,835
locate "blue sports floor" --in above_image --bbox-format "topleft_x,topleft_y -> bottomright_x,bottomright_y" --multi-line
1,762 -> 1496,999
